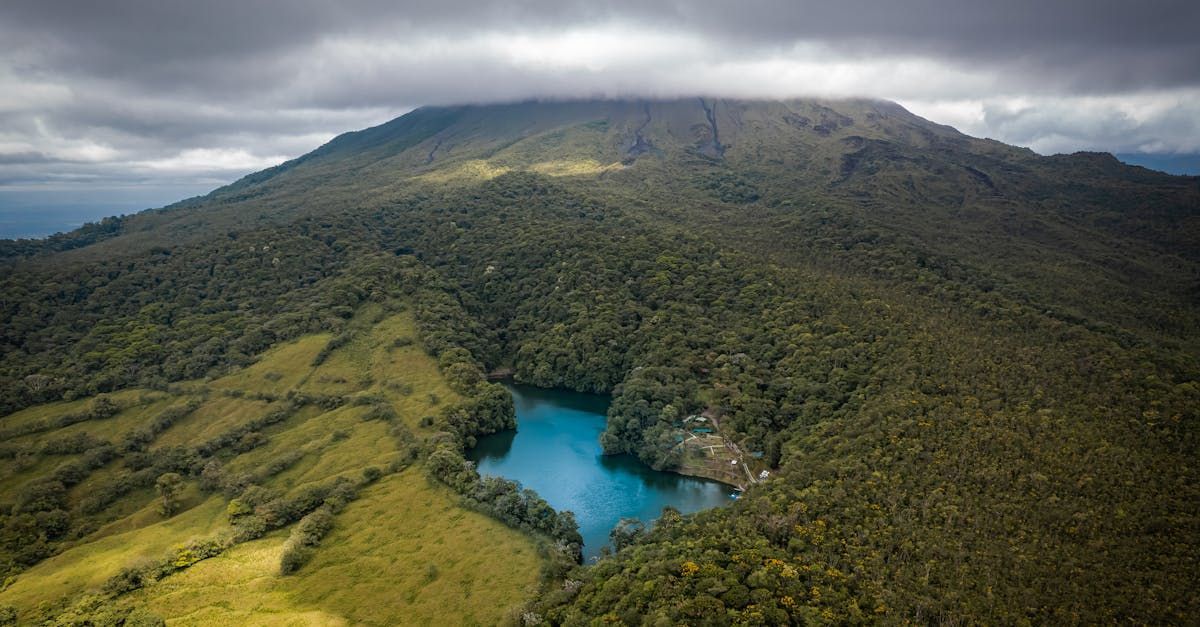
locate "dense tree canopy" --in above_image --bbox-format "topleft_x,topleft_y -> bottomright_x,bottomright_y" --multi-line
2,98 -> 1197,623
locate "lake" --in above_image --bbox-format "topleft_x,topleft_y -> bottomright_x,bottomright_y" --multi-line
467,383 -> 731,560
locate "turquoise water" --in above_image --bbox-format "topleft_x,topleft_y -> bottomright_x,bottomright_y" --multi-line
467,384 -> 731,560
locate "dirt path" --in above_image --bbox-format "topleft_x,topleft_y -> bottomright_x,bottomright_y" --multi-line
724,437 -> 758,487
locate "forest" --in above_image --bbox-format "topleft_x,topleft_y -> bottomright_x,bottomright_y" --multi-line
1,98 -> 1197,624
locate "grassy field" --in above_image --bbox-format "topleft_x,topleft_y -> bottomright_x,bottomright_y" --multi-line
210,334 -> 331,397
0,389 -> 157,438
0,495 -> 229,614
151,395 -> 278,450
0,308 -> 542,624
122,470 -> 541,626
0,393 -> 178,500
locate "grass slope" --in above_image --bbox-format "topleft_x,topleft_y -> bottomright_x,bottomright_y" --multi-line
0,308 -> 542,625
121,470 -> 540,626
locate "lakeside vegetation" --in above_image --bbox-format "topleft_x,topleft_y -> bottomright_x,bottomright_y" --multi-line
1,98 -> 1197,623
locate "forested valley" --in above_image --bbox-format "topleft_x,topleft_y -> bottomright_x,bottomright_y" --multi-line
1,98 -> 1197,624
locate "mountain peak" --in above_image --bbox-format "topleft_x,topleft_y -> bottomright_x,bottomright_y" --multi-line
231,97 -> 965,189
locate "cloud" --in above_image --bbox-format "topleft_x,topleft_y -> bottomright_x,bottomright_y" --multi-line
132,148 -> 292,174
899,89 -> 1200,154
0,0 -> 1197,201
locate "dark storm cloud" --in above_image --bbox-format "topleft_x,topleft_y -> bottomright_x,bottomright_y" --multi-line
5,0 -> 1197,92
0,0 -> 1197,200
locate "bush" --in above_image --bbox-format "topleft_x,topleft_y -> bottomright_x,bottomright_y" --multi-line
103,566 -> 150,596
361,403 -> 398,422
232,431 -> 267,453
124,608 -> 167,627
362,466 -> 383,482
260,450 -> 304,478
278,505 -> 339,575
295,507 -> 335,545
311,332 -> 352,366
41,432 -> 107,456
155,472 -> 184,517
279,544 -> 314,575
78,469 -> 155,514
14,480 -> 67,514
199,460 -> 224,491
87,395 -> 120,420
232,514 -> 268,542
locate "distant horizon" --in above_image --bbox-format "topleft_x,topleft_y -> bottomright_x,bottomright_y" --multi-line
1,95 -> 1196,239
0,186 -> 213,239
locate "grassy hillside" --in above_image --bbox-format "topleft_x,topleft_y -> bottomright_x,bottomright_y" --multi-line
2,97 -> 1197,623
0,308 -> 544,625
118,470 -> 540,626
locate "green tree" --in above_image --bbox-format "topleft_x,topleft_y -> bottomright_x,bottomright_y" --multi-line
155,472 -> 183,517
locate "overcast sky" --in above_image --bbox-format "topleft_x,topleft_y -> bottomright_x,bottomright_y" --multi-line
1,0 -> 1198,212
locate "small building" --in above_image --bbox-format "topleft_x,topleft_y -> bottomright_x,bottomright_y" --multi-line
692,427 -> 713,434
758,470 -> 770,480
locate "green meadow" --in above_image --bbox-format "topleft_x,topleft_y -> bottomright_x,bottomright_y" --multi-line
121,471 -> 540,626
0,308 -> 542,625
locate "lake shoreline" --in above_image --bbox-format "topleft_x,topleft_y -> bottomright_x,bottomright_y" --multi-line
501,378 -> 750,491
472,382 -> 732,559
665,464 -> 746,492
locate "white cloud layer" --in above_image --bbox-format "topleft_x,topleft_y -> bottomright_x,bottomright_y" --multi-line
0,2 -> 1197,200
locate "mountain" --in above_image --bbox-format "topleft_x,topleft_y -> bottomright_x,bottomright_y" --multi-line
1,98 -> 1197,624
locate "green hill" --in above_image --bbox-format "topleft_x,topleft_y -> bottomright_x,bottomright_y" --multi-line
1,98 -> 1197,624
0,307 -> 549,624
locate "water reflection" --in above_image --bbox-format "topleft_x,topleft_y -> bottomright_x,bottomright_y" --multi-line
470,429 -> 515,462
